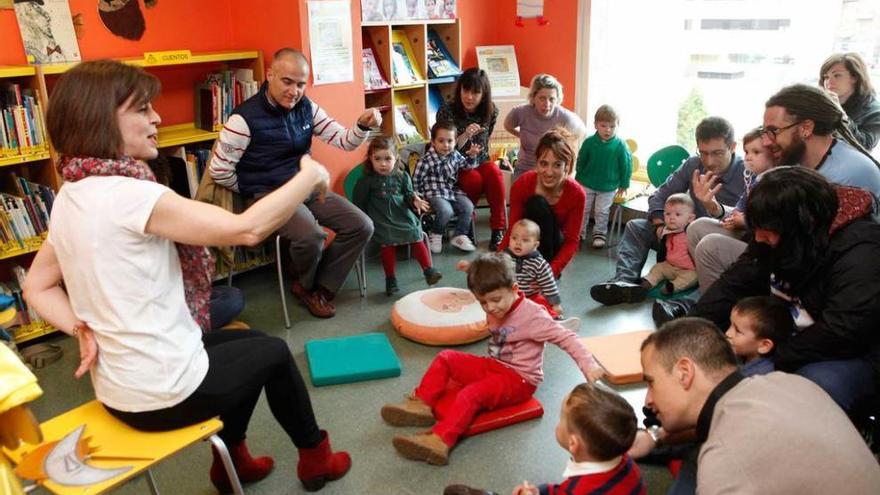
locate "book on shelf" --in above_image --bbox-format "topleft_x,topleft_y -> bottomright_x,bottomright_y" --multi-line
194,70 -> 259,132
1,266 -> 47,332
426,29 -> 461,79
427,85 -> 444,129
362,46 -> 390,91
390,30 -> 424,86
393,103 -> 425,145
0,83 -> 48,157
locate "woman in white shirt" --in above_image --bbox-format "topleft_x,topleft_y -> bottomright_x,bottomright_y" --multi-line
23,60 -> 348,493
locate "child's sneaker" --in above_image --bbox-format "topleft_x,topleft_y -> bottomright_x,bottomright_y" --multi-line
423,267 -> 443,286
559,317 -> 581,332
385,277 -> 399,296
429,233 -> 443,254
450,234 -> 476,252
381,395 -> 435,426
592,235 -> 606,249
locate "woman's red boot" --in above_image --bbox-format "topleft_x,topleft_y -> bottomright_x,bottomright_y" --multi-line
296,430 -> 352,491
210,440 -> 274,493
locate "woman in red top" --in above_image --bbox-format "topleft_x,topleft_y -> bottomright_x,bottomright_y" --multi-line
499,129 -> 586,277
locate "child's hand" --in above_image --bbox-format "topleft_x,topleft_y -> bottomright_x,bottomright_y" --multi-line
466,143 -> 482,158
551,304 -> 563,316
615,187 -> 627,202
412,194 -> 430,215
722,210 -> 745,230
512,481 -> 539,495
456,260 -> 471,272
586,365 -> 606,383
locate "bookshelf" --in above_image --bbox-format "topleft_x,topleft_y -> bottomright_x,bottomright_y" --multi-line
1,50 -> 268,343
362,18 -> 462,147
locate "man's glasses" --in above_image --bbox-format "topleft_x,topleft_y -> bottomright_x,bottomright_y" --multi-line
759,121 -> 802,140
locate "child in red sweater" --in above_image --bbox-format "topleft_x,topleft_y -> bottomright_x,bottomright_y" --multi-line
381,252 -> 604,465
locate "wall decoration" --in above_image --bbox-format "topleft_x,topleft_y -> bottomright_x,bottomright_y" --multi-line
13,0 -> 81,64
98,0 -> 146,41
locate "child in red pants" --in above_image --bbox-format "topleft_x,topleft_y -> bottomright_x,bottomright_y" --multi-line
381,252 -> 605,465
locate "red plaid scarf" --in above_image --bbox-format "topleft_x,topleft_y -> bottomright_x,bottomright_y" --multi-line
58,156 -> 214,332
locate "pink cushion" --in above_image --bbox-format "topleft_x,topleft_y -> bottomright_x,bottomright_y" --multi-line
432,382 -> 544,437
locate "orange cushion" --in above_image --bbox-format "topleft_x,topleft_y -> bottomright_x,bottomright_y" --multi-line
391,288 -> 489,346
432,382 -> 544,437
579,330 -> 653,385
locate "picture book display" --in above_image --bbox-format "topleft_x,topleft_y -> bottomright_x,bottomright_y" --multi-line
390,31 -> 424,86
426,29 -> 461,79
363,47 -> 390,90
393,102 -> 424,145
13,0 -> 81,64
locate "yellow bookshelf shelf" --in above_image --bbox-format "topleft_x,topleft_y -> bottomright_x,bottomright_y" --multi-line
13,321 -> 57,344
392,82 -> 426,90
157,123 -> 218,148
0,150 -> 51,167
0,235 -> 45,261
0,65 -> 36,78
362,19 -> 456,27
41,50 -> 261,75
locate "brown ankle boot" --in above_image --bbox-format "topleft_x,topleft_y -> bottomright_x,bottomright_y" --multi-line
392,431 -> 450,465
297,430 -> 351,491
380,395 -> 435,426
209,440 -> 274,493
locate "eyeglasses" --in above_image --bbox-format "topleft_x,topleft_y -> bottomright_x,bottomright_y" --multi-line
759,121 -> 802,140
697,149 -> 729,159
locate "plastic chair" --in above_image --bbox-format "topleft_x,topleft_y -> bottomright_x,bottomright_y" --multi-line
6,400 -> 242,495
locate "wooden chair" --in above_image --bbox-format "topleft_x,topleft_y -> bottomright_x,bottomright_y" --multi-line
6,400 -> 243,495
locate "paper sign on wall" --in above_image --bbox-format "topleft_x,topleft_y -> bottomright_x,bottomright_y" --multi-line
308,0 -> 354,85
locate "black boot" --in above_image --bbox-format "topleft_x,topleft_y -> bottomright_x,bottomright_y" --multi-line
489,229 -> 504,252
423,267 -> 443,286
385,277 -> 399,296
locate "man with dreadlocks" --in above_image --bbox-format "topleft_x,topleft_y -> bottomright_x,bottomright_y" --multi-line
652,83 -> 880,325
692,167 -> 880,412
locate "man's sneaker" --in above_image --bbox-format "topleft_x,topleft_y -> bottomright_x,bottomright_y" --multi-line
489,229 -> 504,252
423,267 -> 443,285
385,277 -> 400,296
450,234 -> 476,252
652,299 -> 688,327
590,281 -> 648,306
592,236 -> 606,249
558,317 -> 581,332
429,233 -> 443,254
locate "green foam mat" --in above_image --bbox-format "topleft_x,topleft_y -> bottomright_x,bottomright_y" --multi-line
305,332 -> 402,387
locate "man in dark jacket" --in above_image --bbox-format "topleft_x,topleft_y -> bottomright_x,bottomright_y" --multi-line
692,166 -> 880,410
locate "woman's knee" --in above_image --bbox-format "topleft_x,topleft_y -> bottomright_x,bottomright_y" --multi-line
458,168 -> 483,199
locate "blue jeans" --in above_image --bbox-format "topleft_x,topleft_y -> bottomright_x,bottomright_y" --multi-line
796,358 -> 875,412
613,218 -> 659,283
429,194 -> 473,236
210,286 -> 245,331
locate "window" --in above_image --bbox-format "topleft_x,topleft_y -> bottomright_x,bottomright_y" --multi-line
584,0 -> 880,158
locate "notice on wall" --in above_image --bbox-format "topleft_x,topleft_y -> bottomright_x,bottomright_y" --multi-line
476,45 -> 520,97
307,0 -> 354,85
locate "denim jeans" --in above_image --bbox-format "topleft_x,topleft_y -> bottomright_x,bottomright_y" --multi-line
210,285 -> 245,331
613,218 -> 660,282
429,194 -> 473,236
796,358 -> 875,412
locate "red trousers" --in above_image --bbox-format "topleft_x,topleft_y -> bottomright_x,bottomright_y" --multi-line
528,293 -> 558,318
380,241 -> 431,277
458,161 -> 507,230
414,350 -> 536,446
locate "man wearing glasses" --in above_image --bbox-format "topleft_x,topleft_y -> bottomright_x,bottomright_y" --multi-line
590,117 -> 745,306
654,83 -> 880,324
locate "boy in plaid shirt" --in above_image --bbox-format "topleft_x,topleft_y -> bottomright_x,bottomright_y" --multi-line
414,121 -> 480,253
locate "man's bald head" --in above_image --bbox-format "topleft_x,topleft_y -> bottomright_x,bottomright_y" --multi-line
267,48 -> 310,109
273,48 -> 309,68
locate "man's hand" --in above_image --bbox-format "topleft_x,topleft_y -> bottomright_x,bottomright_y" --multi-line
512,481 -> 539,495
627,429 -> 658,459
722,210 -> 745,230
73,322 -> 97,379
300,155 -> 330,202
358,107 -> 382,128
691,169 -> 723,216
654,222 -> 665,240
412,193 -> 430,215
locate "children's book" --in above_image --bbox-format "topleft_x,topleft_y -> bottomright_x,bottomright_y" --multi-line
393,104 -> 424,145
426,29 -> 461,79
427,85 -> 444,129
13,0 -> 81,64
363,47 -> 390,90
391,30 -> 424,86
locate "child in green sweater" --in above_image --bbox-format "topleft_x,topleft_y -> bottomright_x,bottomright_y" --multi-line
575,105 -> 632,248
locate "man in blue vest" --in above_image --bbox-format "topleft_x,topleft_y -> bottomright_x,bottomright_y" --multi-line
210,48 -> 378,318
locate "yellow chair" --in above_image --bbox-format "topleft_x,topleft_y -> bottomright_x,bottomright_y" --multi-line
5,400 -> 243,495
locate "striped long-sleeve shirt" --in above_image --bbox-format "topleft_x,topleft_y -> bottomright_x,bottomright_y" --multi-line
509,249 -> 560,305
209,96 -> 368,192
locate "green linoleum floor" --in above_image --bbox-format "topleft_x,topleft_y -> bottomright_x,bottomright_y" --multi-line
22,211 -> 673,495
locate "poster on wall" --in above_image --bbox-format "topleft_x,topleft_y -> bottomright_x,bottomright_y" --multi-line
361,0 -> 456,22
13,0 -> 81,64
476,45 -> 520,96
308,0 -> 354,85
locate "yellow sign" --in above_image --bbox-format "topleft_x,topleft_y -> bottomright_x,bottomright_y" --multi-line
143,50 -> 193,66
